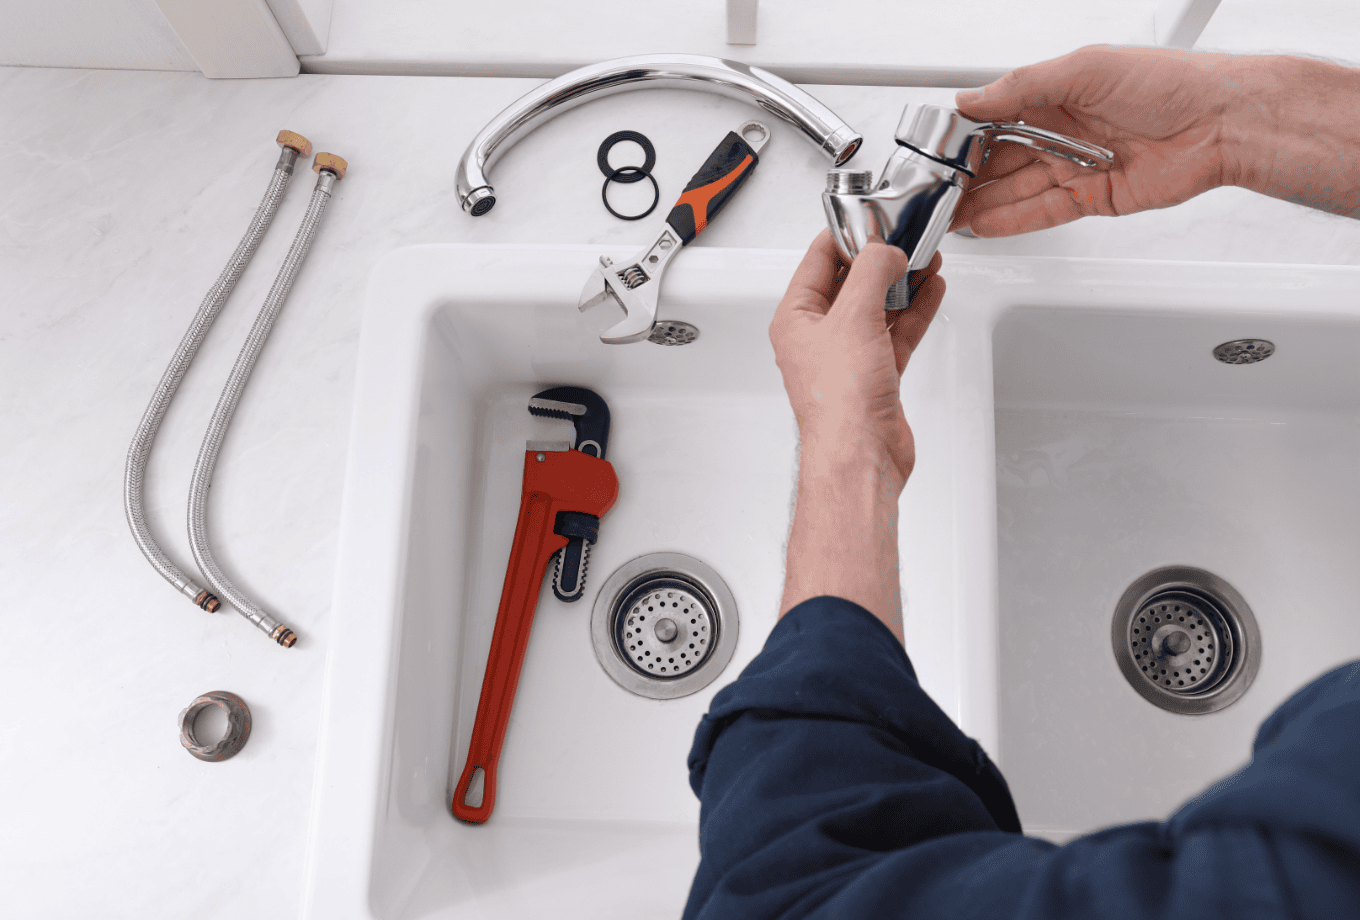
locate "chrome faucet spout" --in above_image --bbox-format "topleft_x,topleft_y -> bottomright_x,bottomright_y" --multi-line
456,53 -> 862,216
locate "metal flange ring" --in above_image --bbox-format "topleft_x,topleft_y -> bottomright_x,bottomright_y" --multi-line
178,691 -> 252,762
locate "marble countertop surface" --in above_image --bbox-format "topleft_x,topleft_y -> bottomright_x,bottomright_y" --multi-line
3,64 -> 1358,919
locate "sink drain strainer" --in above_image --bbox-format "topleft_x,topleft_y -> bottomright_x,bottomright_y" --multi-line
648,321 -> 699,346
1112,566 -> 1260,715
591,553 -> 738,700
1213,339 -> 1274,364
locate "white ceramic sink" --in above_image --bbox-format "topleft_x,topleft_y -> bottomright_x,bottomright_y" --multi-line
303,247 -> 1360,917
302,245 -> 963,920
993,302 -> 1360,841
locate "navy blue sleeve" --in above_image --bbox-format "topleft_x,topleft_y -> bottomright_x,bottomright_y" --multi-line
683,595 -> 1360,920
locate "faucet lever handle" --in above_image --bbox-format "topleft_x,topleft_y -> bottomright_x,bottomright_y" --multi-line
895,103 -> 1113,176
975,122 -> 1114,171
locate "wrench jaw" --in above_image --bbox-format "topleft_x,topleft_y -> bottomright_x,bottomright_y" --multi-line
578,259 -> 658,345
528,389 -> 611,604
598,292 -> 660,345
579,226 -> 683,345
528,386 -> 610,458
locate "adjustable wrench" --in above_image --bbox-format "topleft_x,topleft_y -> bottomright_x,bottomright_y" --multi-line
579,120 -> 771,344
452,386 -> 619,823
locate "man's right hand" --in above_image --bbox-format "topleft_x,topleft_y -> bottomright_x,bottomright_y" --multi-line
950,45 -> 1360,237
950,45 -> 1241,237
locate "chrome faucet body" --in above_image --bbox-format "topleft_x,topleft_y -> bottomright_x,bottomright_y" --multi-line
823,104 -> 1115,273
456,54 -> 862,216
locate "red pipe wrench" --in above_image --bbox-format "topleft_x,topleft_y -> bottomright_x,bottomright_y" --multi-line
452,386 -> 618,823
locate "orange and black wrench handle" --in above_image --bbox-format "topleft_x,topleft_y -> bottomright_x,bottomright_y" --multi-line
452,447 -> 619,823
665,122 -> 767,245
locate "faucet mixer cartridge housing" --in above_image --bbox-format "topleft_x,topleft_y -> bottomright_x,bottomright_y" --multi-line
823,104 -> 1114,281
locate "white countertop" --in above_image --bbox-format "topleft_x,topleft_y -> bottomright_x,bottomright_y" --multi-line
3,63 -> 1359,919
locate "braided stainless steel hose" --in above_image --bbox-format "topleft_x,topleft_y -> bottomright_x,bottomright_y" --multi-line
187,153 -> 348,648
124,131 -> 313,615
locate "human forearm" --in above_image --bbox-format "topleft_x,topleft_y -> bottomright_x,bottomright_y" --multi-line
768,237 -> 943,643
780,432 -> 905,643
1221,54 -> 1360,219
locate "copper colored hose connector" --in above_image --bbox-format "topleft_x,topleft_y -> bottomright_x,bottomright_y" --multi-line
277,130 -> 313,158
193,590 -> 221,613
271,625 -> 298,648
312,152 -> 348,178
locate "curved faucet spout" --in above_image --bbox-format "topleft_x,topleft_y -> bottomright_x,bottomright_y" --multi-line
456,53 -> 863,216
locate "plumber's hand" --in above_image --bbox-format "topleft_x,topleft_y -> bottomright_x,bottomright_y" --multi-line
769,232 -> 944,491
950,45 -> 1243,237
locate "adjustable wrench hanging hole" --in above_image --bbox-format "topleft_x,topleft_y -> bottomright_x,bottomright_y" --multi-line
741,122 -> 769,146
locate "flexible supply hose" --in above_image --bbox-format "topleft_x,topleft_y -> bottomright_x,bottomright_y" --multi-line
186,154 -> 347,648
124,132 -> 311,615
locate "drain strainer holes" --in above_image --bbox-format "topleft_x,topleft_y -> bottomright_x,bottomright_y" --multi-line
1213,339 -> 1274,364
648,321 -> 699,346
592,553 -> 738,700
620,582 -> 715,676
1112,566 -> 1260,715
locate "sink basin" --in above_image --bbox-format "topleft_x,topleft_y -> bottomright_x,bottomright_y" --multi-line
304,247 -> 1360,916
302,245 -> 962,919
991,279 -> 1360,841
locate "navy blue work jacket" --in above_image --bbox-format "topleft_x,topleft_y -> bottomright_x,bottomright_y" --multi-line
683,595 -> 1360,919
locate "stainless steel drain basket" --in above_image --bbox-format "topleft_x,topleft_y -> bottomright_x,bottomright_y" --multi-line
591,553 -> 738,700
1112,566 -> 1260,715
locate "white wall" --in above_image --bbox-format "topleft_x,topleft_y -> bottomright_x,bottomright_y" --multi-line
1,0 -> 197,71
1198,0 -> 1360,63
3,0 -> 1356,79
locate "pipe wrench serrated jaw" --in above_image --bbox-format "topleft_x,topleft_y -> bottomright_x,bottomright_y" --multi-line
527,386 -> 610,458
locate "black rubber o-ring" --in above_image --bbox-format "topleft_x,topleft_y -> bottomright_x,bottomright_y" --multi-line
602,166 -> 660,221
597,130 -> 656,183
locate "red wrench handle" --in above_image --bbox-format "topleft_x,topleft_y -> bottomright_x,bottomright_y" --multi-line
452,450 -> 618,823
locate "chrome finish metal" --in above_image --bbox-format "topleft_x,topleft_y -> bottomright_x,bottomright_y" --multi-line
895,104 -> 1113,174
1112,566 -> 1261,715
579,229 -> 684,344
591,553 -> 739,700
456,54 -> 861,215
124,147 -> 299,615
186,163 -> 344,649
884,274 -> 912,312
524,439 -> 573,452
826,169 -> 875,194
1213,339 -> 1275,364
735,119 -> 771,154
824,103 -> 1113,272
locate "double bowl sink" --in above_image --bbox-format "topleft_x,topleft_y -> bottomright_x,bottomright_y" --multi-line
303,245 -> 1360,918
